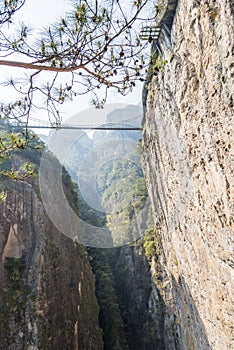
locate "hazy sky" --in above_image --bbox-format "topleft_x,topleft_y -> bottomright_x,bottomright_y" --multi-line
1,0 -> 143,127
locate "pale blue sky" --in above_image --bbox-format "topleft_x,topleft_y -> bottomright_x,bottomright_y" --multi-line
1,0 -> 144,128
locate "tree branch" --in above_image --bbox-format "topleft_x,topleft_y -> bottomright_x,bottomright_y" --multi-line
0,59 -> 83,72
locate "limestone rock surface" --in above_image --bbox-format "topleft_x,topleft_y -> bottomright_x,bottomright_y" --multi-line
142,0 -> 234,349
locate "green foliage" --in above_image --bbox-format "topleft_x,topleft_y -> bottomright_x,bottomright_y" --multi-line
88,248 -> 129,350
62,166 -> 80,212
96,147 -> 148,245
4,257 -> 26,282
154,56 -> 168,71
143,45 -> 165,108
147,51 -> 167,78
143,205 -> 158,263
144,227 -> 157,262
155,0 -> 167,15
0,119 -> 43,182
62,166 -> 107,228
0,257 -> 31,335
0,190 -> 6,201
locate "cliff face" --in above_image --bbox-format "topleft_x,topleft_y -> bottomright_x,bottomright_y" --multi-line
142,0 -> 234,349
0,179 -> 103,350
109,244 -> 165,350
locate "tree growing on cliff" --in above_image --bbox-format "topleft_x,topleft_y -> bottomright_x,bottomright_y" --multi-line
0,0 -> 150,126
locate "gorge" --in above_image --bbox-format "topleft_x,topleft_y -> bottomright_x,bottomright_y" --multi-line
0,0 -> 233,349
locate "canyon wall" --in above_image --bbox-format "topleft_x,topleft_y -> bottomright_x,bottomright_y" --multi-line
0,177 -> 103,350
142,0 -> 234,349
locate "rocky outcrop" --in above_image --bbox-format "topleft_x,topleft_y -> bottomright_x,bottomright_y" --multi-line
142,0 -> 234,349
0,179 -> 103,350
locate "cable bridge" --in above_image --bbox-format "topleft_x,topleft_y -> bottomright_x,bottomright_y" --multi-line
18,117 -> 142,131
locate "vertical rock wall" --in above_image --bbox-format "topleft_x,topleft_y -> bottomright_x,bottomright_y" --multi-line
0,180 -> 103,350
142,0 -> 234,349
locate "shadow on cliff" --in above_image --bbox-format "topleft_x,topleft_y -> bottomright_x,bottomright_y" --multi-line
171,275 -> 212,350
89,245 -> 169,350
103,243 -> 212,350
108,245 -> 163,350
